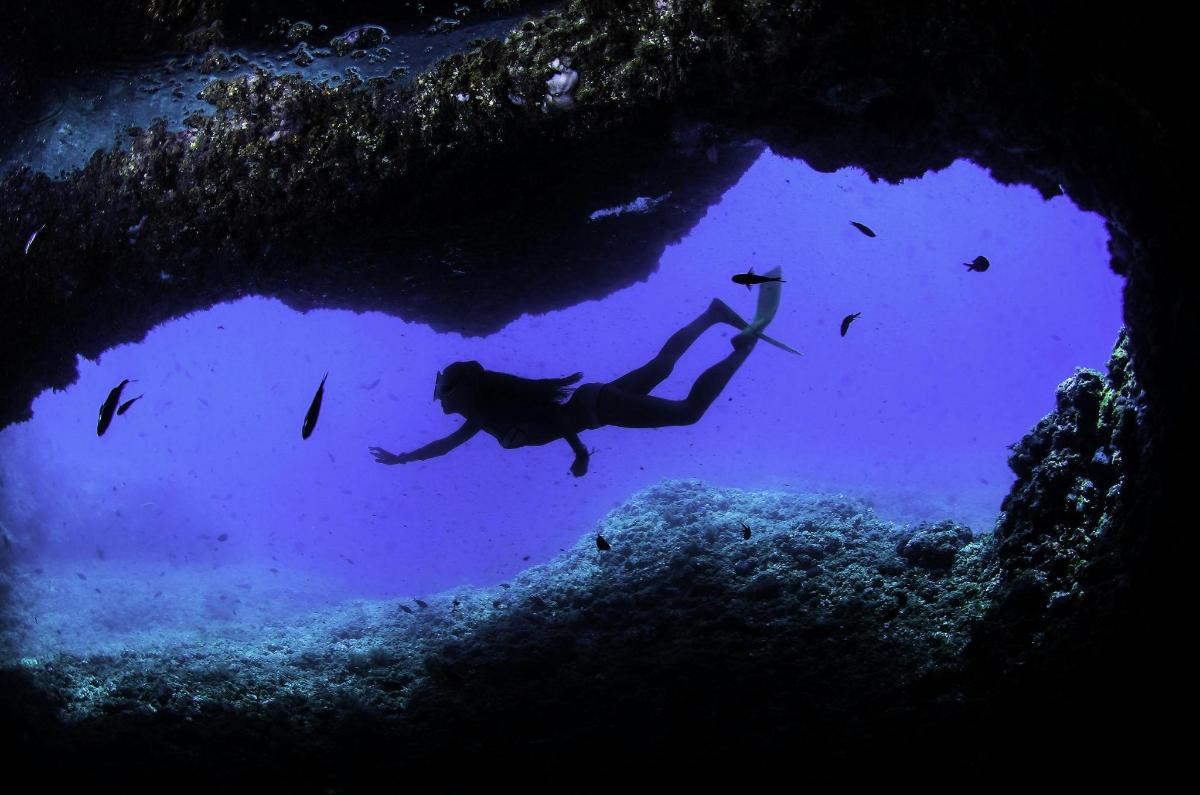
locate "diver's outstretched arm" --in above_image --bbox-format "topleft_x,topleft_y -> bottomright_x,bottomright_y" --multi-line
369,421 -> 481,465
563,431 -> 589,477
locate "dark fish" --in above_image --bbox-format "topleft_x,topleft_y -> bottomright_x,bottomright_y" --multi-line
731,267 -> 786,291
414,598 -> 429,609
117,395 -> 143,415
596,534 -> 611,551
76,572 -> 87,580
96,546 -> 106,560
741,521 -> 752,540
269,567 -> 279,574
399,604 -> 413,614
964,255 -> 990,272
840,312 -> 862,337
301,372 -> 328,439
217,533 -> 228,542
850,221 -> 876,237
153,591 -> 162,598
360,377 -> 381,390
97,378 -> 134,436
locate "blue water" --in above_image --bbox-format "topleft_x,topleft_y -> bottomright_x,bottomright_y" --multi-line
0,151 -> 1121,656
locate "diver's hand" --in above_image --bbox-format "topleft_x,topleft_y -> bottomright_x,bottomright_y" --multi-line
570,454 -> 588,478
369,446 -> 410,465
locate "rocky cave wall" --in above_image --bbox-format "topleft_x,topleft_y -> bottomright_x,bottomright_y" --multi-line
0,0 -> 1191,780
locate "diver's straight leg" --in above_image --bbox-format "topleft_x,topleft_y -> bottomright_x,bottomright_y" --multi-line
681,336 -> 755,421
609,300 -> 748,395
598,335 -> 756,428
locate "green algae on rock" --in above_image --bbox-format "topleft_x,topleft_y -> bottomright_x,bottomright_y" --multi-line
993,328 -> 1143,614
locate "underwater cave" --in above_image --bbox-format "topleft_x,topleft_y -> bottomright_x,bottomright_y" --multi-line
0,0 -> 1189,789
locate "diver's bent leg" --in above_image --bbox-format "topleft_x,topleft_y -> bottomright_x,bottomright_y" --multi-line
609,301 -> 746,395
594,387 -> 697,428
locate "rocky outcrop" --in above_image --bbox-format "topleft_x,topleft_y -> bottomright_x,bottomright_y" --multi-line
960,329 -> 1177,776
4,483 -> 1000,786
993,330 -> 1143,612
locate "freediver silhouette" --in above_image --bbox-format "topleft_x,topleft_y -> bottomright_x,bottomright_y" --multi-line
368,268 -> 798,477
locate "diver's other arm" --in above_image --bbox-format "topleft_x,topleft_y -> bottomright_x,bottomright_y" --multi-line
564,431 -> 589,477
369,421 -> 481,465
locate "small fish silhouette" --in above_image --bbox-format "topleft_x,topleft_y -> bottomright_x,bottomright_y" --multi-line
117,395 -> 143,415
731,267 -> 786,291
97,379 -> 134,436
301,373 -> 328,439
964,256 -> 990,272
850,221 -> 876,237
415,599 -> 429,609
596,534 -> 611,551
741,521 -> 752,540
840,312 -> 862,337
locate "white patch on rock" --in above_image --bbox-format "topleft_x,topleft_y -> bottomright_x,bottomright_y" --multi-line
588,193 -> 671,222
544,57 -> 579,111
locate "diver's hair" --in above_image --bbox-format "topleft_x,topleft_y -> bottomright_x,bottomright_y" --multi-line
476,368 -> 583,422
443,361 -> 582,422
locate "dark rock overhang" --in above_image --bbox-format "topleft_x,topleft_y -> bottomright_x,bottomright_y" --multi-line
0,0 -> 1193,784
0,1 -> 1190,438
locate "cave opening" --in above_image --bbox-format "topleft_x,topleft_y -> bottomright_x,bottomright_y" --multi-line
1,0 -> 1184,783
0,148 -> 1122,660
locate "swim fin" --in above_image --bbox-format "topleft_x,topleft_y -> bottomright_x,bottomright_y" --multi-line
734,267 -> 802,355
